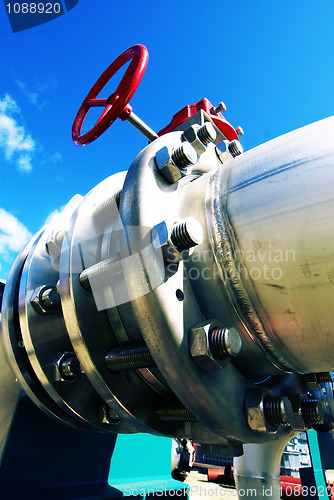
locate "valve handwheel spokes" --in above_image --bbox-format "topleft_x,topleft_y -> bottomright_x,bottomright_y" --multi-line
72,44 -> 148,145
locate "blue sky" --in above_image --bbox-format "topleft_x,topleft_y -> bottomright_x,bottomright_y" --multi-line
0,0 -> 334,279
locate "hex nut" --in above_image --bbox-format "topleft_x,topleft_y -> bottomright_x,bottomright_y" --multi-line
245,389 -> 267,432
30,285 -> 60,315
155,143 -> 197,184
155,145 -> 186,183
51,352 -> 81,382
99,404 -> 121,424
189,321 -> 230,371
182,125 -> 206,155
245,389 -> 282,433
182,123 -> 217,155
152,220 -> 183,264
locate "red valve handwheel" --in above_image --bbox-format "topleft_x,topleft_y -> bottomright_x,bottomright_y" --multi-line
72,44 -> 148,145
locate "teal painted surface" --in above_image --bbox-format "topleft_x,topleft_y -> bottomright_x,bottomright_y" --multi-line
307,430 -> 328,498
108,433 -> 188,495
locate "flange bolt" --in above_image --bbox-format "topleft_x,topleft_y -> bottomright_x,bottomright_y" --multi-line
105,344 -> 155,371
209,327 -> 242,359
157,408 -> 198,422
197,122 -> 217,145
264,396 -> 293,426
228,140 -> 243,158
301,399 -> 324,425
171,143 -> 197,169
170,218 -> 203,251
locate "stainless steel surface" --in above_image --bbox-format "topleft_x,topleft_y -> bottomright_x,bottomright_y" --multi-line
234,433 -> 296,499
207,116 -> 334,374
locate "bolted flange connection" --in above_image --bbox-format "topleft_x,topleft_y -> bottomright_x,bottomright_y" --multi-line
152,218 -> 203,265
105,344 -> 155,371
245,389 -> 294,432
182,122 -> 217,155
189,321 -> 242,371
155,142 -> 197,183
30,285 -> 61,314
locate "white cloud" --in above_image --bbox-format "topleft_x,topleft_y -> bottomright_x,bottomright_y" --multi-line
15,79 -> 56,110
0,94 -> 35,173
0,209 -> 32,263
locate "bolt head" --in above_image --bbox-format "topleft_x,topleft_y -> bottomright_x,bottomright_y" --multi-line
189,321 -> 229,371
236,126 -> 244,136
155,145 -> 186,183
211,102 -> 227,114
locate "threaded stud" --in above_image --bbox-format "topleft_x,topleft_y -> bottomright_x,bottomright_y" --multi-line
264,396 -> 293,426
157,408 -> 198,422
92,188 -> 122,221
79,257 -> 123,291
197,123 -> 217,145
301,399 -> 324,425
209,327 -> 242,359
105,344 -> 155,371
170,218 -> 203,251
315,372 -> 333,383
228,140 -> 243,157
171,143 -> 197,169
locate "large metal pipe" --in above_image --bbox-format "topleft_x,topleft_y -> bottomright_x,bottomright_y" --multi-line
203,116 -> 334,375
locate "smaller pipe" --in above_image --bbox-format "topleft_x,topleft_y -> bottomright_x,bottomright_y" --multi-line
126,112 -> 159,142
